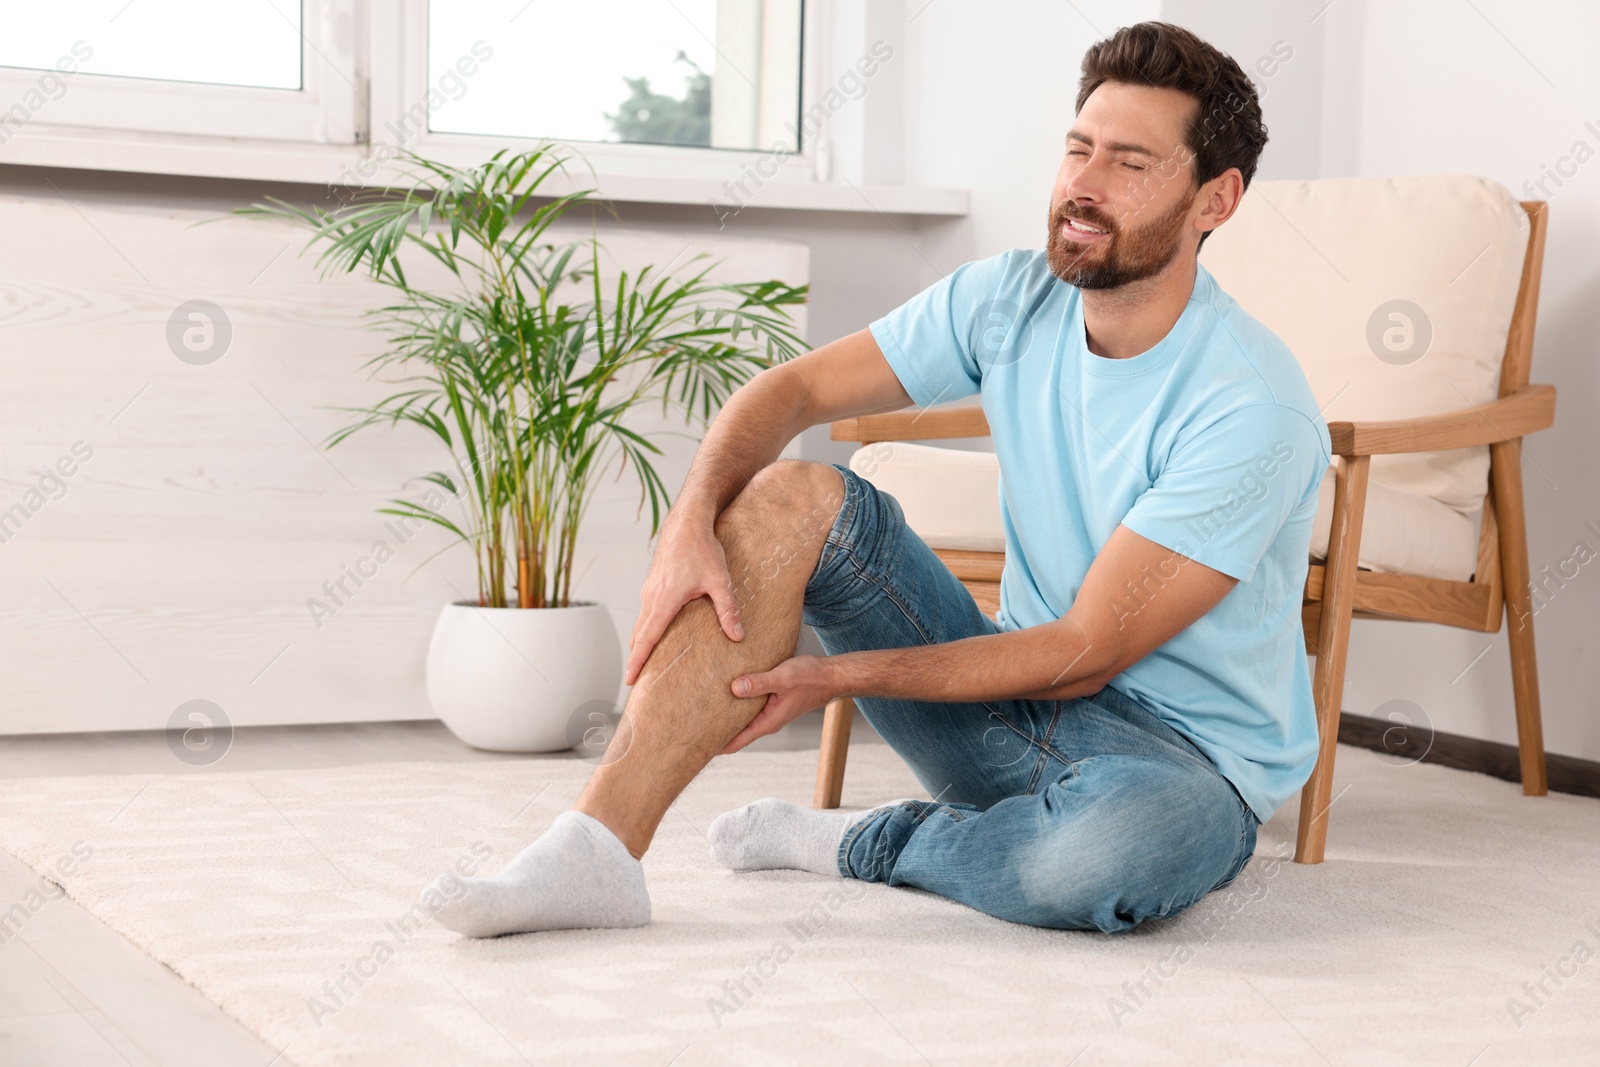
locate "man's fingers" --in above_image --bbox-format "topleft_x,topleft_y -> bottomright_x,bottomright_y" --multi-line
721,699 -> 780,754
720,728 -> 755,755
624,601 -> 675,685
625,599 -> 653,680
731,671 -> 767,698
710,573 -> 744,641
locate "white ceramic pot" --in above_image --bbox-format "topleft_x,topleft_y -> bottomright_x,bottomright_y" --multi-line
425,599 -> 623,753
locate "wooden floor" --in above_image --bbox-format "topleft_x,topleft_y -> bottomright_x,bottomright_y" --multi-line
0,712 -> 881,1066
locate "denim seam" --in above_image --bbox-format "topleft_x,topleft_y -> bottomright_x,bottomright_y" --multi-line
807,523 -> 892,632
836,809 -> 875,877
811,550 -> 896,630
1211,792 -> 1255,891
814,467 -> 864,580
1023,701 -> 1066,794
986,703 -> 1076,769
809,478 -> 909,631
837,801 -> 914,877
1233,801 -> 1255,872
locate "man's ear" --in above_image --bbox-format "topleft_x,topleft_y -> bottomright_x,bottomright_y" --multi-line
1195,167 -> 1246,240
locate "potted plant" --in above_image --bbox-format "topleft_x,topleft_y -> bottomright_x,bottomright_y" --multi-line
240,147 -> 806,751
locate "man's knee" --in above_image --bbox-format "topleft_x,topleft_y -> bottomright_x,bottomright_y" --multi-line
721,460 -> 846,542
1010,772 -> 1240,931
741,459 -> 845,513
1008,841 -> 1153,932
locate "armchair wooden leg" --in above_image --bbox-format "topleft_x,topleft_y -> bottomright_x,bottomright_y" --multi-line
813,696 -> 854,809
1297,455 -> 1371,865
1491,439 -> 1549,796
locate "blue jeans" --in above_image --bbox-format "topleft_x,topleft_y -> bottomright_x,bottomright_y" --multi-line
802,462 -> 1259,933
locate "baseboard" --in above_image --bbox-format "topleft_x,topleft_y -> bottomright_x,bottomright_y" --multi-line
1338,712 -> 1600,800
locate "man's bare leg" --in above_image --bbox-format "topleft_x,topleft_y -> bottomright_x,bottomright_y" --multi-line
575,459 -> 848,858
424,460 -> 847,936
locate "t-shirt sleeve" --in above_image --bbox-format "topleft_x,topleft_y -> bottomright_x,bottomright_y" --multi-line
1120,403 -> 1327,581
867,255 -> 1013,408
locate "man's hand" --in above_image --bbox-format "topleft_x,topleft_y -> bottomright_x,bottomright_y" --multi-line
720,654 -> 839,754
625,514 -> 745,686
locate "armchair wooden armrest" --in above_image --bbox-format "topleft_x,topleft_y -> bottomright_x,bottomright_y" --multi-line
1327,384 -> 1555,457
830,403 -> 991,444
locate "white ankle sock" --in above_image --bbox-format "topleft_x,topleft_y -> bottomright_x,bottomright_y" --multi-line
708,797 -> 908,877
424,810 -> 650,937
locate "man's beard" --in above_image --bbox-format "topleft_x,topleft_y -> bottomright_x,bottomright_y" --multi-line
1045,187 -> 1196,290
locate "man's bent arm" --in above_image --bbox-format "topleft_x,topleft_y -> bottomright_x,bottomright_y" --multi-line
828,525 -> 1239,703
626,329 -> 917,685
671,329 -> 914,528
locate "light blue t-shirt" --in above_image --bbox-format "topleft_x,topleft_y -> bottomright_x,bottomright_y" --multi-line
869,250 -> 1332,822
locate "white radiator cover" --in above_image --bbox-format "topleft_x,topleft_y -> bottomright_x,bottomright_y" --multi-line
0,194 -> 808,733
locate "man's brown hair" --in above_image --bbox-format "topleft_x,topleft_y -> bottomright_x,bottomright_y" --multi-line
1076,21 -> 1268,246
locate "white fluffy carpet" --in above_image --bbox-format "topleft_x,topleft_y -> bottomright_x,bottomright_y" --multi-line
1,743 -> 1597,1066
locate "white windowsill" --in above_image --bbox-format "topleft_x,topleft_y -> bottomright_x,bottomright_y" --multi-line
0,126 -> 971,217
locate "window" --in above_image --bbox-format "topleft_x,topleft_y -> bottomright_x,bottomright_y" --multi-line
0,2 -> 303,90
0,0 -> 967,217
426,0 -> 804,153
0,0 -> 356,144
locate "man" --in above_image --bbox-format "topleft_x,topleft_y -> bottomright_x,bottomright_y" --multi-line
423,20 -> 1330,936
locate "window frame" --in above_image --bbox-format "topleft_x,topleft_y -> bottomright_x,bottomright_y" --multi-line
378,0 -> 825,188
0,0 -> 363,145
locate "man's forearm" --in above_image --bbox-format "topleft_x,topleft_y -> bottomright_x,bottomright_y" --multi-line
828,619 -> 1119,705
672,368 -> 810,526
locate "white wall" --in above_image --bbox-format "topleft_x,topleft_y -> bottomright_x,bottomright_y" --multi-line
898,0 -> 1160,271
1161,0 -> 1327,180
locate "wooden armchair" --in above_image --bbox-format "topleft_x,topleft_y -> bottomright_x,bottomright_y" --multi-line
812,197 -> 1555,866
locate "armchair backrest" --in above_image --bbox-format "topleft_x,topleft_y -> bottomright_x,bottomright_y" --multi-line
1198,175 -> 1530,515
